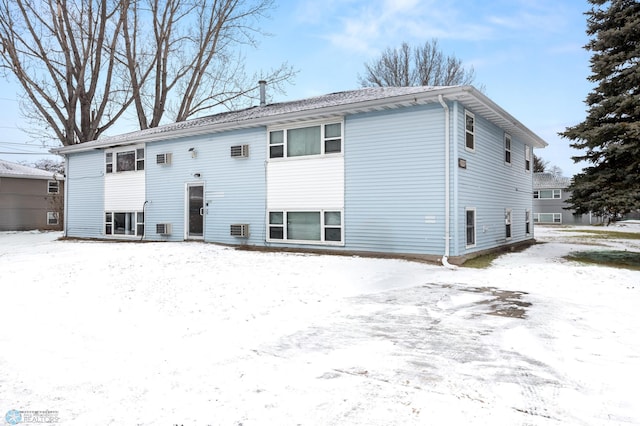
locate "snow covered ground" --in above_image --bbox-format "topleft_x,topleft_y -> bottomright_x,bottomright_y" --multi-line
1,224 -> 639,425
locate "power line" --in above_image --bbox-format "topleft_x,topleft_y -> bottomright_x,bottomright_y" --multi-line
0,151 -> 58,155
0,141 -> 59,147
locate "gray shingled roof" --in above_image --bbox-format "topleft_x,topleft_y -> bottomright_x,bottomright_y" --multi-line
534,172 -> 571,189
0,159 -> 63,180
54,85 -> 548,154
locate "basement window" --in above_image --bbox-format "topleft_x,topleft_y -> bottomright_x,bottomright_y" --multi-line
105,211 -> 144,236
466,208 -> 476,247
268,210 -> 343,245
47,212 -> 59,225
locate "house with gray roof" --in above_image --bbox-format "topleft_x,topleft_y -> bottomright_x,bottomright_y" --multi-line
0,159 -> 64,231
533,172 -> 601,225
53,85 -> 547,264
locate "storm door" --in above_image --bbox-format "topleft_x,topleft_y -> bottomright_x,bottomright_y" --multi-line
186,183 -> 204,239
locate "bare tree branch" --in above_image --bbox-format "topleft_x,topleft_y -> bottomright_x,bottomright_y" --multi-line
0,0 -> 297,146
121,0 -> 297,128
0,0 -> 130,146
359,39 -> 477,88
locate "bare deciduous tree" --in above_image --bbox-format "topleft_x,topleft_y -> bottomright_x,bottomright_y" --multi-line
33,158 -> 65,175
119,0 -> 295,129
0,0 -> 296,146
0,0 -> 129,146
359,39 -> 476,88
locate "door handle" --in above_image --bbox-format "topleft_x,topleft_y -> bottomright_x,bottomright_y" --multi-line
200,207 -> 204,216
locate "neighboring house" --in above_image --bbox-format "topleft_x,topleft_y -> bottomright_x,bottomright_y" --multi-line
53,85 -> 547,263
0,159 -> 64,231
533,172 -> 600,225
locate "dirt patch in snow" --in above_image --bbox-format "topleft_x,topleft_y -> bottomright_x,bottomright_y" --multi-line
465,287 -> 531,319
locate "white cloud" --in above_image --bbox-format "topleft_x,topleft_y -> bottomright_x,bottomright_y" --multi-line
318,0 -> 583,56
319,0 -> 497,55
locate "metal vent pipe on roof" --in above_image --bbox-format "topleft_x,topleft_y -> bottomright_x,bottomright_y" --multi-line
259,80 -> 267,107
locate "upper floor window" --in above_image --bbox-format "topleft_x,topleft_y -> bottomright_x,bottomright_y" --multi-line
525,145 -> 531,172
106,147 -> 144,173
465,111 -> 475,151
47,180 -> 59,194
269,121 -> 342,159
534,189 -> 561,199
504,133 -> 512,164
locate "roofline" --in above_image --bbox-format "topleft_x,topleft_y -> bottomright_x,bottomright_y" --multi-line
52,85 -> 547,155
456,86 -> 548,148
0,173 -> 65,180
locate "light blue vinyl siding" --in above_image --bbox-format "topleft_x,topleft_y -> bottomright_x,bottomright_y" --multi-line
454,102 -> 534,255
145,128 -> 266,243
202,128 -> 266,244
344,104 -> 447,255
62,94 -> 538,259
65,150 -> 105,238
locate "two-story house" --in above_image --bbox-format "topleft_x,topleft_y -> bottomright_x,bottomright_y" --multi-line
0,159 -> 64,231
53,85 -> 547,264
533,172 -> 601,225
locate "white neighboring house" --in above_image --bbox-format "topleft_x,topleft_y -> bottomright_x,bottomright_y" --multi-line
0,159 -> 65,231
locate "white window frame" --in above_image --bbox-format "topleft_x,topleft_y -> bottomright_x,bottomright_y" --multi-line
465,207 -> 476,248
504,133 -> 512,165
525,209 -> 531,235
534,189 -> 561,199
105,145 -> 145,173
47,180 -> 60,194
268,119 -> 343,160
533,213 -> 562,224
104,211 -> 144,237
47,211 -> 58,225
267,209 -> 344,246
465,110 -> 475,152
505,208 -> 512,240
525,145 -> 531,172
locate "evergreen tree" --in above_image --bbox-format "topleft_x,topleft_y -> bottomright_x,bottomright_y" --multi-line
533,154 -> 548,173
561,0 -> 640,217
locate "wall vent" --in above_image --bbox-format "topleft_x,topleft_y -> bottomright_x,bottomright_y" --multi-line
230,144 -> 249,158
156,223 -> 172,235
230,224 -> 249,237
156,153 -> 172,165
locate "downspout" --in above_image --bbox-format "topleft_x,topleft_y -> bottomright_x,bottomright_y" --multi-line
452,101 -> 460,256
438,95 -> 454,268
63,155 -> 69,237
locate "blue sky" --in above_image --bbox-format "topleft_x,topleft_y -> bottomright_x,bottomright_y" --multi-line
0,0 -> 593,176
